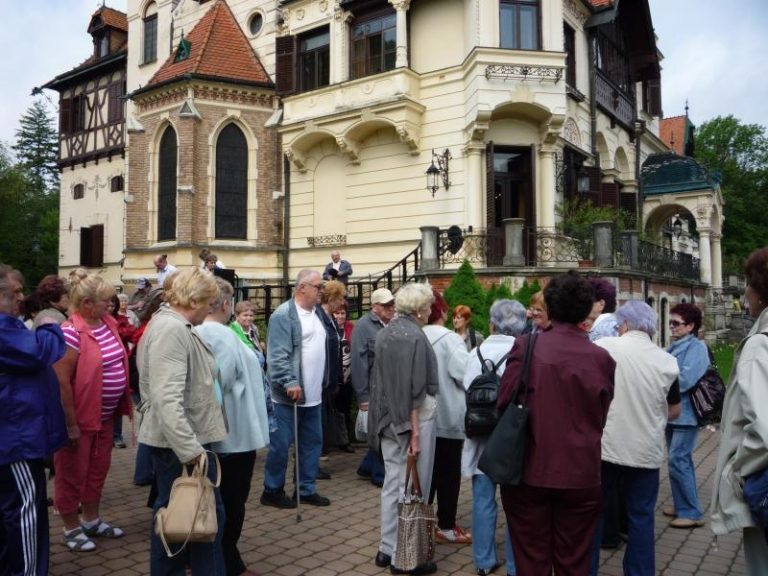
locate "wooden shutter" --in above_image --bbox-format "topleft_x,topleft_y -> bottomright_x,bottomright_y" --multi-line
60,98 -> 72,134
601,182 -> 619,208
583,166 -> 603,207
276,35 -> 297,96
646,78 -> 662,117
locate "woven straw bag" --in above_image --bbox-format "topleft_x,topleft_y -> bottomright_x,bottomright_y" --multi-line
393,454 -> 436,572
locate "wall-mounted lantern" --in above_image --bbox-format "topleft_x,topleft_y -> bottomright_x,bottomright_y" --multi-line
425,149 -> 451,197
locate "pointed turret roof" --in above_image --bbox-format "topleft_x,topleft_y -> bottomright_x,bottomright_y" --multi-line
147,0 -> 272,89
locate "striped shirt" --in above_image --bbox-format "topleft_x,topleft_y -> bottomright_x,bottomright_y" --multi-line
62,322 -> 127,421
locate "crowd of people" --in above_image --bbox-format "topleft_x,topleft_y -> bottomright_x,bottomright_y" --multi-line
1,246 -> 768,575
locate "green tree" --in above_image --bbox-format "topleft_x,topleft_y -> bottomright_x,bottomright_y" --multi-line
511,279 -> 541,309
12,100 -> 60,193
443,260 -> 488,335
695,115 -> 768,271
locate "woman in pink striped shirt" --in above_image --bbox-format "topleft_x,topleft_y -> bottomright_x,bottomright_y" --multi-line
53,269 -> 132,553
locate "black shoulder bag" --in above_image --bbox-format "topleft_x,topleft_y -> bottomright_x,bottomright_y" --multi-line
478,332 -> 538,486
690,345 -> 726,425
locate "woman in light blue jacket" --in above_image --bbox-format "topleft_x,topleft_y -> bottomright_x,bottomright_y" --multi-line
665,302 -> 709,528
197,277 -> 269,576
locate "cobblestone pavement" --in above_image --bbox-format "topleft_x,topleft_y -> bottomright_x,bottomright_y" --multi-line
48,424 -> 744,575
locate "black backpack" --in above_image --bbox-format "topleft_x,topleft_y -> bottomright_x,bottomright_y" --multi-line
465,348 -> 509,438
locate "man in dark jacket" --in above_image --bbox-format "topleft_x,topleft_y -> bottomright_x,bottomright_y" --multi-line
0,264 -> 67,575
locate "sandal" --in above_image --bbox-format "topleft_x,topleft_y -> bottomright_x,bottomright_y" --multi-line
81,520 -> 125,539
63,527 -> 96,552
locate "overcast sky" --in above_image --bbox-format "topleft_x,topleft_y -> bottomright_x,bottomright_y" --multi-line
0,0 -> 766,148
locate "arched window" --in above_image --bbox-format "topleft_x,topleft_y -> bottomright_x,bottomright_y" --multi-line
215,124 -> 247,239
157,126 -> 177,241
143,1 -> 158,64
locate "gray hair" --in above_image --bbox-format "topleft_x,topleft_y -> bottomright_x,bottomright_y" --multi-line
117,293 -> 129,303
489,299 -> 527,336
296,269 -> 319,286
395,282 -> 434,317
615,300 -> 657,337
210,276 -> 234,309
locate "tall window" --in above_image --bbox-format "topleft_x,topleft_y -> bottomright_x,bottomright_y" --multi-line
595,21 -> 631,92
215,124 -> 247,239
143,2 -> 158,64
564,24 -> 576,88
500,0 -> 539,50
299,27 -> 330,92
350,11 -> 396,80
80,225 -> 104,267
157,126 -> 177,241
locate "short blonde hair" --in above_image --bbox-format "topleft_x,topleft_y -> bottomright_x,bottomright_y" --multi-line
165,267 -> 218,310
321,280 -> 346,305
530,290 -> 546,310
395,282 -> 434,317
69,271 -> 116,310
234,300 -> 253,315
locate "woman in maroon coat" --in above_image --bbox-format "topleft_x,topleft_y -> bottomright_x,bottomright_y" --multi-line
498,271 -> 615,576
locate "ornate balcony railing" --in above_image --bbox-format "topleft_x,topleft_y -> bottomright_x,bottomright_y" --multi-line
594,72 -> 635,130
618,237 -> 700,281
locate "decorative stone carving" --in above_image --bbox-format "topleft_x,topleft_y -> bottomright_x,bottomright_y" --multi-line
389,0 -> 411,10
563,0 -> 588,26
396,126 -> 419,153
285,148 -> 307,172
295,8 -> 305,20
562,117 -> 582,148
319,0 -> 329,12
336,136 -> 360,164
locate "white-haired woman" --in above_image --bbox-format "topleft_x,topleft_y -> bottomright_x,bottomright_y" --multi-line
369,282 -> 439,575
590,301 -> 681,576
462,299 -> 527,576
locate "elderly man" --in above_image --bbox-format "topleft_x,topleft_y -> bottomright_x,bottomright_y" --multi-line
322,251 -> 353,285
153,254 -> 177,287
351,288 -> 395,487
261,269 -> 331,508
0,265 -> 68,575
590,301 -> 681,576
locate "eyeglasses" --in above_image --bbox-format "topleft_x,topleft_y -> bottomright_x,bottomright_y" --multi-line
669,320 -> 687,328
303,282 -> 324,291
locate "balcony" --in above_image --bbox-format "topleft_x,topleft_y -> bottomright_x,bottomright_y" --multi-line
594,72 -> 636,131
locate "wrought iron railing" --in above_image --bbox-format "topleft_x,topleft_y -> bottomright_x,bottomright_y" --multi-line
529,227 -> 586,265
617,237 -> 700,281
439,228 -> 503,267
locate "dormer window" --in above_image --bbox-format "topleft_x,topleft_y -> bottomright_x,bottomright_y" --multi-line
98,34 -> 109,57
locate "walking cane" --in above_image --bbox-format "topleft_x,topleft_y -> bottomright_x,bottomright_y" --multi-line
294,400 -> 302,523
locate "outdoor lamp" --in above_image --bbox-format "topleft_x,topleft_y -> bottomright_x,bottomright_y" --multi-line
577,168 -> 591,194
673,217 -> 683,238
425,149 -> 451,197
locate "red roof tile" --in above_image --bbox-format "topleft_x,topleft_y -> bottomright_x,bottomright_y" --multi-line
90,6 -> 128,32
660,116 -> 687,155
148,0 -> 272,88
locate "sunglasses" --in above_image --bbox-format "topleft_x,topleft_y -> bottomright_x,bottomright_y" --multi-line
669,320 -> 688,328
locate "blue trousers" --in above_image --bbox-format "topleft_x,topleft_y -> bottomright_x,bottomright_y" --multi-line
590,463 -> 659,576
359,448 -> 385,484
263,403 -> 323,497
149,448 -> 225,576
666,426 -> 703,520
0,459 -> 49,576
472,474 -> 516,575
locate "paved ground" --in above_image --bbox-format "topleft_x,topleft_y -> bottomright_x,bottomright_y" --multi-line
48,424 -> 744,575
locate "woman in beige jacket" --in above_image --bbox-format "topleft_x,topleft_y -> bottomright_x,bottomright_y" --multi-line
711,247 -> 768,575
137,267 -> 227,575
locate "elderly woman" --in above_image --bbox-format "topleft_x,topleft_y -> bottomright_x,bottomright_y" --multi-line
712,247 -> 768,574
137,268 -> 227,574
663,302 -> 709,528
53,270 -> 132,552
197,278 -> 269,576
498,272 -> 615,575
462,299 -> 527,576
369,282 -> 439,575
33,274 -> 70,327
318,280 -> 344,458
590,301 -> 681,576
587,277 -> 618,341
230,300 -> 266,366
526,290 -> 550,333
453,305 -> 485,352
424,290 -> 471,544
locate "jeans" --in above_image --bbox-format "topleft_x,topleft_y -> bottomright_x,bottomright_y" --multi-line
263,403 -> 322,496
149,447 -> 225,576
472,474 -> 516,575
359,448 -> 386,485
590,463 -> 659,576
666,426 -> 702,520
134,443 -> 154,486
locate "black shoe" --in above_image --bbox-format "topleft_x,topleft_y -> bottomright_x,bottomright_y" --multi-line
294,491 -> 330,506
390,562 -> 437,575
317,467 -> 331,480
260,490 -> 297,509
340,444 -> 355,453
371,478 -> 384,488
477,565 -> 499,576
375,551 -> 392,568
357,468 -> 372,478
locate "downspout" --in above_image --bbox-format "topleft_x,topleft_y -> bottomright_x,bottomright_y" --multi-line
588,29 -> 598,166
635,119 -> 646,233
282,153 -> 290,287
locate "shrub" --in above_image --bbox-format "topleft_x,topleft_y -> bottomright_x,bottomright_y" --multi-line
444,260 -> 488,334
